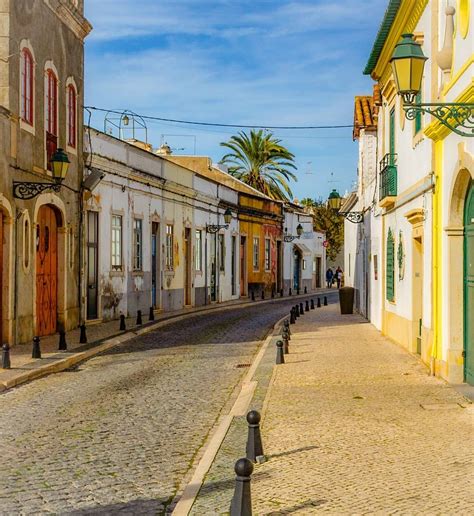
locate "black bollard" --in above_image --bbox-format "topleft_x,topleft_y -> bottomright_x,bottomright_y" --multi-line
311,299 -> 315,309
317,297 -> 321,308
280,289 -> 284,297
289,288 -> 292,296
251,291 -> 255,301
299,302 -> 304,315
305,300 -> 309,312
261,290 -> 264,300
58,330 -> 67,351
246,410 -> 264,463
79,324 -> 87,344
276,340 -> 285,364
149,306 -> 155,321
283,332 -> 289,354
136,310 -> 143,325
283,319 -> 290,329
290,310 -> 295,324
296,304 -> 301,317
119,314 -> 126,331
2,343 -> 11,369
304,286 -> 307,294
32,336 -> 41,359
297,288 -> 300,296
230,458 -> 253,516
324,296 -> 328,306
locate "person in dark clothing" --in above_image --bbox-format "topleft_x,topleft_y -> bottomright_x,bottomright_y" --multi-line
335,266 -> 343,288
326,268 -> 334,288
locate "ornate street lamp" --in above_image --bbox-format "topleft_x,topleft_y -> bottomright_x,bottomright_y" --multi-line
206,207 -> 233,233
13,148 -> 71,200
390,33 -> 474,137
283,223 -> 303,242
327,189 -> 364,224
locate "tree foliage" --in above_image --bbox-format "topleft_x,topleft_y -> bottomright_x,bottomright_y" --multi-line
220,130 -> 297,201
300,197 -> 344,262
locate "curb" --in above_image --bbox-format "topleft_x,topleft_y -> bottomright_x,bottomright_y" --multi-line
0,290 -> 333,392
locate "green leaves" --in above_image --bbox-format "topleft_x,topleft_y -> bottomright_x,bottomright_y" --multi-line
220,129 -> 297,201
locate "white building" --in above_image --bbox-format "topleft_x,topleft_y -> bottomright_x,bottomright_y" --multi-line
283,205 -> 326,295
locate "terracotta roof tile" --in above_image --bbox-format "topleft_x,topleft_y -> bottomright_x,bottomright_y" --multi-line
353,95 -> 378,140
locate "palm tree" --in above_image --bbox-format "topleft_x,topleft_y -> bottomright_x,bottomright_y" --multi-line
220,129 -> 297,201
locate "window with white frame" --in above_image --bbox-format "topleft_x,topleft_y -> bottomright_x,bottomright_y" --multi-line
264,238 -> 271,271
195,229 -> 202,271
20,48 -> 34,125
45,68 -> 58,169
166,224 -> 174,270
133,218 -> 142,270
219,234 -> 225,271
111,215 -> 123,270
253,237 -> 260,270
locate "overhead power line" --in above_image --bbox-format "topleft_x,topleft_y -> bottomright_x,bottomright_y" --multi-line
84,106 -> 354,130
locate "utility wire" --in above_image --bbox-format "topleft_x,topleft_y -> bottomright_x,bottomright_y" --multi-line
84,106 -> 354,130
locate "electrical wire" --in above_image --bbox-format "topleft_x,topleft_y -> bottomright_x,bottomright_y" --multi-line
84,106 -> 354,130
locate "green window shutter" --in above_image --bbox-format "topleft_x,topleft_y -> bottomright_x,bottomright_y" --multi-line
386,228 -> 395,301
414,92 -> 422,133
389,109 -> 395,159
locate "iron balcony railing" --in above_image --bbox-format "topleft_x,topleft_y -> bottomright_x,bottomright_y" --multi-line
379,153 -> 397,201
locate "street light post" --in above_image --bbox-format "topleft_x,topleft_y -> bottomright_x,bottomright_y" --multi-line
390,33 -> 474,137
283,224 -> 303,242
13,148 -> 71,199
327,189 -> 364,224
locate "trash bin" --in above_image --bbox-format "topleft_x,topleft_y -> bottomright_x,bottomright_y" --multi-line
339,286 -> 355,314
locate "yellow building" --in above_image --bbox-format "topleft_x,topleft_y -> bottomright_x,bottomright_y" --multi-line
362,0 -> 473,384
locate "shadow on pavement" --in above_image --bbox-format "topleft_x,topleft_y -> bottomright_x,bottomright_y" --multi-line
266,498 -> 328,514
66,497 -> 168,515
266,445 -> 319,460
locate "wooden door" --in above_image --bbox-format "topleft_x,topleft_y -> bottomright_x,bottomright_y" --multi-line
151,222 -> 160,308
0,211 -> 3,342
316,257 -> 321,288
36,206 -> 58,336
464,182 -> 474,384
240,236 -> 246,296
86,211 -> 99,320
184,228 -> 192,305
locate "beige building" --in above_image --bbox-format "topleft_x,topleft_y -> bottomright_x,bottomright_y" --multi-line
0,0 -> 91,345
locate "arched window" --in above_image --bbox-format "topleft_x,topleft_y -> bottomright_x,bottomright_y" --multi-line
67,84 -> 77,148
20,48 -> 34,125
45,68 -> 58,169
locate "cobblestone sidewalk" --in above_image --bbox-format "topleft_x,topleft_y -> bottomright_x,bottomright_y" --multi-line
190,304 -> 474,515
250,305 -> 474,514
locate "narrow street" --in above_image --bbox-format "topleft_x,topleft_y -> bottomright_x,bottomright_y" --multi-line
0,294 -> 336,515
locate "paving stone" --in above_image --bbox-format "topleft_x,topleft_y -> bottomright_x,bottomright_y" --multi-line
0,295 -> 322,514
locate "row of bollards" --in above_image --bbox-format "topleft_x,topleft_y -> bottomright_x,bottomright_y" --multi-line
1,306 -> 159,369
230,408 -> 266,515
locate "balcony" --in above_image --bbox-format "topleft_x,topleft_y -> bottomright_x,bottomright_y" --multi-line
379,153 -> 397,208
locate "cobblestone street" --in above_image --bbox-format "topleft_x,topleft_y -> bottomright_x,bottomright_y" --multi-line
0,295 -> 330,515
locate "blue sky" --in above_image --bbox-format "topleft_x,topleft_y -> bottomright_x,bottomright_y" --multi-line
84,0 -> 387,201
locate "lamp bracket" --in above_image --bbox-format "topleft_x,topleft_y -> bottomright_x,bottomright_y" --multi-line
13,181 -> 61,200
283,235 -> 298,243
206,224 -> 228,234
339,211 -> 364,224
403,102 -> 474,137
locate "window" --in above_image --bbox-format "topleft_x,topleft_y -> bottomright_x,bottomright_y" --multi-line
414,91 -> 422,134
111,215 -> 122,270
195,229 -> 202,271
133,218 -> 142,270
219,234 -> 225,271
264,238 -> 271,271
166,224 -> 174,270
20,48 -> 34,125
253,237 -> 260,270
67,84 -> 77,148
45,68 -> 58,169
386,229 -> 395,301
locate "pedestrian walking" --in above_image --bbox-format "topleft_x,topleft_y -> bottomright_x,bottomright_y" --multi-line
326,268 -> 334,288
335,266 -> 343,289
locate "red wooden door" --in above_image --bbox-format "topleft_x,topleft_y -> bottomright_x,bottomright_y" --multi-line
36,206 -> 58,336
240,236 -> 246,296
0,211 -> 3,342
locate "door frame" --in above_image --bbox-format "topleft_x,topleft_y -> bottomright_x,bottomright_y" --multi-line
151,221 -> 161,309
464,181 -> 474,384
184,227 -> 192,305
86,211 -> 99,320
240,235 -> 247,297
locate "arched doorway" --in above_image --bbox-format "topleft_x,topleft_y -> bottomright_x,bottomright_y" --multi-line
0,210 -> 3,342
36,205 -> 58,336
293,247 -> 302,293
464,181 -> 474,384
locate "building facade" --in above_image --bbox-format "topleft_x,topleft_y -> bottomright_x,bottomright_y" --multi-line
0,0 -> 91,345
350,0 -> 473,384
